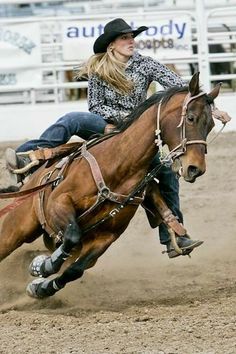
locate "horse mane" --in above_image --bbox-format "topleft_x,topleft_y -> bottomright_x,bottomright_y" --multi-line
117,85 -> 189,132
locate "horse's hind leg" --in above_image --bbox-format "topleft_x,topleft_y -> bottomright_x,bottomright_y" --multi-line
29,216 -> 82,278
27,232 -> 116,298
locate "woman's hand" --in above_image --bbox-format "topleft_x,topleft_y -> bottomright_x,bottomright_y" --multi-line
104,124 -> 116,134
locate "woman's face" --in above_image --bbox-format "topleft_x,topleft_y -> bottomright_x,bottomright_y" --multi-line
110,33 -> 135,62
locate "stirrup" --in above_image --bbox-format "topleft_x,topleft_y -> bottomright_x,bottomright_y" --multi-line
163,230 -> 203,259
168,228 -> 185,256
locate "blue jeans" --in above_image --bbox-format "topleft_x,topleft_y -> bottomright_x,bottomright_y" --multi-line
16,111 -> 182,245
16,112 -> 107,152
150,153 -> 183,245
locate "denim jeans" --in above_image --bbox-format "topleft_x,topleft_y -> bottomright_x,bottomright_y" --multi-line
150,153 -> 183,245
16,111 -> 107,152
16,111 -> 182,245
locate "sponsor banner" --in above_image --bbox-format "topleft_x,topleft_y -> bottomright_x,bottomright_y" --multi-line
0,22 -> 42,86
0,68 -> 42,87
62,16 -> 192,61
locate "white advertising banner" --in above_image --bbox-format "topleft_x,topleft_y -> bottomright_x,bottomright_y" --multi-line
62,16 -> 192,62
0,22 -> 42,87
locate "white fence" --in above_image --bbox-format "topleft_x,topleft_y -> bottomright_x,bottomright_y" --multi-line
0,3 -> 236,104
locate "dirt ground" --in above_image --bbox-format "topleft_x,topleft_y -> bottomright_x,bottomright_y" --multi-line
0,133 -> 235,354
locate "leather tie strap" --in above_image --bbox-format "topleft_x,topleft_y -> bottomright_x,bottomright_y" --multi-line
81,143 -> 108,195
81,143 -> 144,205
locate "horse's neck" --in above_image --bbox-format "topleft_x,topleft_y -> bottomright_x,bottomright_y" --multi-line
117,96 -> 184,172
117,105 -> 159,171
158,94 -> 184,148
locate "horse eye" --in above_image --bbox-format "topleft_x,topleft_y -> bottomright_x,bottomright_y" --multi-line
187,115 -> 195,123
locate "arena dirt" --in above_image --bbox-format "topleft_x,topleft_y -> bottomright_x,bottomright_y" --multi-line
0,133 -> 235,354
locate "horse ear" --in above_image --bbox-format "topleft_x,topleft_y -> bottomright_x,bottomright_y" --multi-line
189,72 -> 200,96
207,82 -> 221,100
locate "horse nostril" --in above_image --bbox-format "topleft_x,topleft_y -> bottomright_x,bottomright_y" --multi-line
188,165 -> 201,178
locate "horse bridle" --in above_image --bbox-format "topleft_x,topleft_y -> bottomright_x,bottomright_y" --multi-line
155,91 -> 208,163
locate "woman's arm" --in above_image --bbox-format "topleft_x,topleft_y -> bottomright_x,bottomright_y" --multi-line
145,56 -> 186,89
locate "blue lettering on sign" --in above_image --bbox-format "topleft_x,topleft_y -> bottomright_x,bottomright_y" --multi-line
0,73 -> 17,85
66,20 -> 187,40
135,37 -> 191,53
146,26 -> 158,36
0,27 -> 36,54
67,24 -> 105,38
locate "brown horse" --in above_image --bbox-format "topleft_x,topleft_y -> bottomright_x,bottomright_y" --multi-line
0,73 -> 219,298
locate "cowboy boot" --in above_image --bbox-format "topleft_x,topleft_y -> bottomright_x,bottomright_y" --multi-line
5,148 -> 32,183
166,236 -> 203,258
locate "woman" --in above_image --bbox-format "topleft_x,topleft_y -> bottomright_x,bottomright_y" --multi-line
5,18 -> 203,258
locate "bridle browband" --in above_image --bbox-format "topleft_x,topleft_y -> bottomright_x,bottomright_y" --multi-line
155,91 -> 208,163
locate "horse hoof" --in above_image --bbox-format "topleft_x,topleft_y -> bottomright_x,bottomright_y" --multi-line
26,278 -> 46,299
29,254 -> 49,277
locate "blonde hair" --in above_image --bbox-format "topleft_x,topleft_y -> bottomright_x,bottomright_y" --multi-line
75,49 -> 134,95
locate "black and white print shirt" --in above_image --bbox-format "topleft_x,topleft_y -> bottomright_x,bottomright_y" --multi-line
88,52 -> 185,124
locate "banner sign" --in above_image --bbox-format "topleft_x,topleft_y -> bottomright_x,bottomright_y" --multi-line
62,16 -> 192,61
0,68 -> 42,87
0,22 -> 42,87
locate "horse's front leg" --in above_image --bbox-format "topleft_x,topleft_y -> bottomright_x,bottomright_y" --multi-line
27,232 -> 116,298
29,215 -> 82,278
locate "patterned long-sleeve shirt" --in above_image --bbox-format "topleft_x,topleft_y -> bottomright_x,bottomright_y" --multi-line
88,52 -> 185,124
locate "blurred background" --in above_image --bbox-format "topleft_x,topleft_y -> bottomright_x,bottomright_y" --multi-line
0,0 -> 235,140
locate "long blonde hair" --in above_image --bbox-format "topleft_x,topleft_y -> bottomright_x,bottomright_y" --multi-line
75,49 -> 134,95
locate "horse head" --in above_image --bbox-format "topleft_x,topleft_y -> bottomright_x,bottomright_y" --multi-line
162,72 -> 221,183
